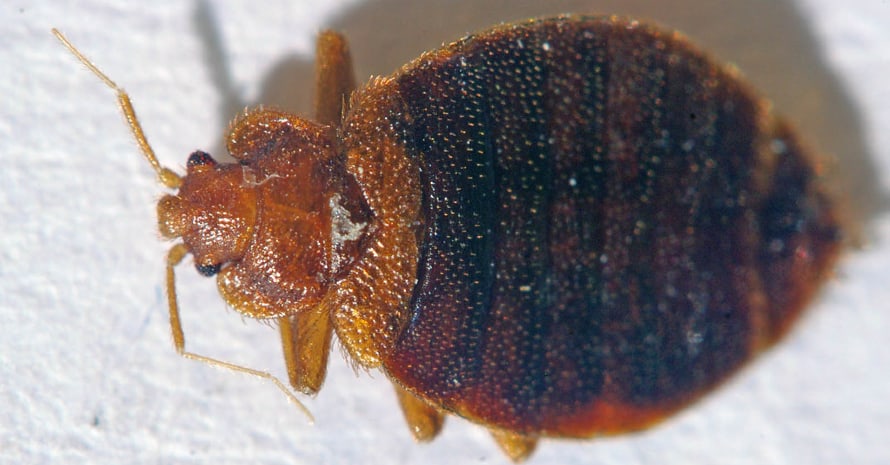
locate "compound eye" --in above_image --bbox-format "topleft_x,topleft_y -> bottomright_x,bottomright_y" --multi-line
195,262 -> 221,277
187,150 -> 216,168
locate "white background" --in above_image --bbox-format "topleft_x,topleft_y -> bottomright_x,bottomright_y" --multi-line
2,1 -> 888,464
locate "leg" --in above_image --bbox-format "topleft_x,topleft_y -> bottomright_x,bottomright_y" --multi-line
314,30 -> 356,126
165,245 -> 314,421
393,383 -> 445,441
489,429 -> 538,463
279,305 -> 334,395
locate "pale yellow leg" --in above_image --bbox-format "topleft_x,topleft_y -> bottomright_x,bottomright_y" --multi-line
279,306 -> 333,395
490,429 -> 538,463
393,384 -> 445,441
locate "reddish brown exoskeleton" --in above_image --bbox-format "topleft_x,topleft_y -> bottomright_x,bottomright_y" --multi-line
55,16 -> 843,461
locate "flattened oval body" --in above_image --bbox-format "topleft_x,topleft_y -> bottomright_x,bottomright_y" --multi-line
69,13 -> 845,460
339,16 -> 842,437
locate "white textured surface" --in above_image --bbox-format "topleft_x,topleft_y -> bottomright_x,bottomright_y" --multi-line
2,1 -> 888,464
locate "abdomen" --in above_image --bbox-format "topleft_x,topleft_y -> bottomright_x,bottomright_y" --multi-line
378,16 -> 841,437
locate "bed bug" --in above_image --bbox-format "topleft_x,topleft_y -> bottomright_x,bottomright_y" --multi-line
55,14 -> 843,461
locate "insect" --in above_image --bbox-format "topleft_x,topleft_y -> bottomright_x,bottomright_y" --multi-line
55,15 -> 843,461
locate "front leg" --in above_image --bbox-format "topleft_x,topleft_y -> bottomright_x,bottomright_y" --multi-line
279,305 -> 334,395
314,30 -> 357,126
